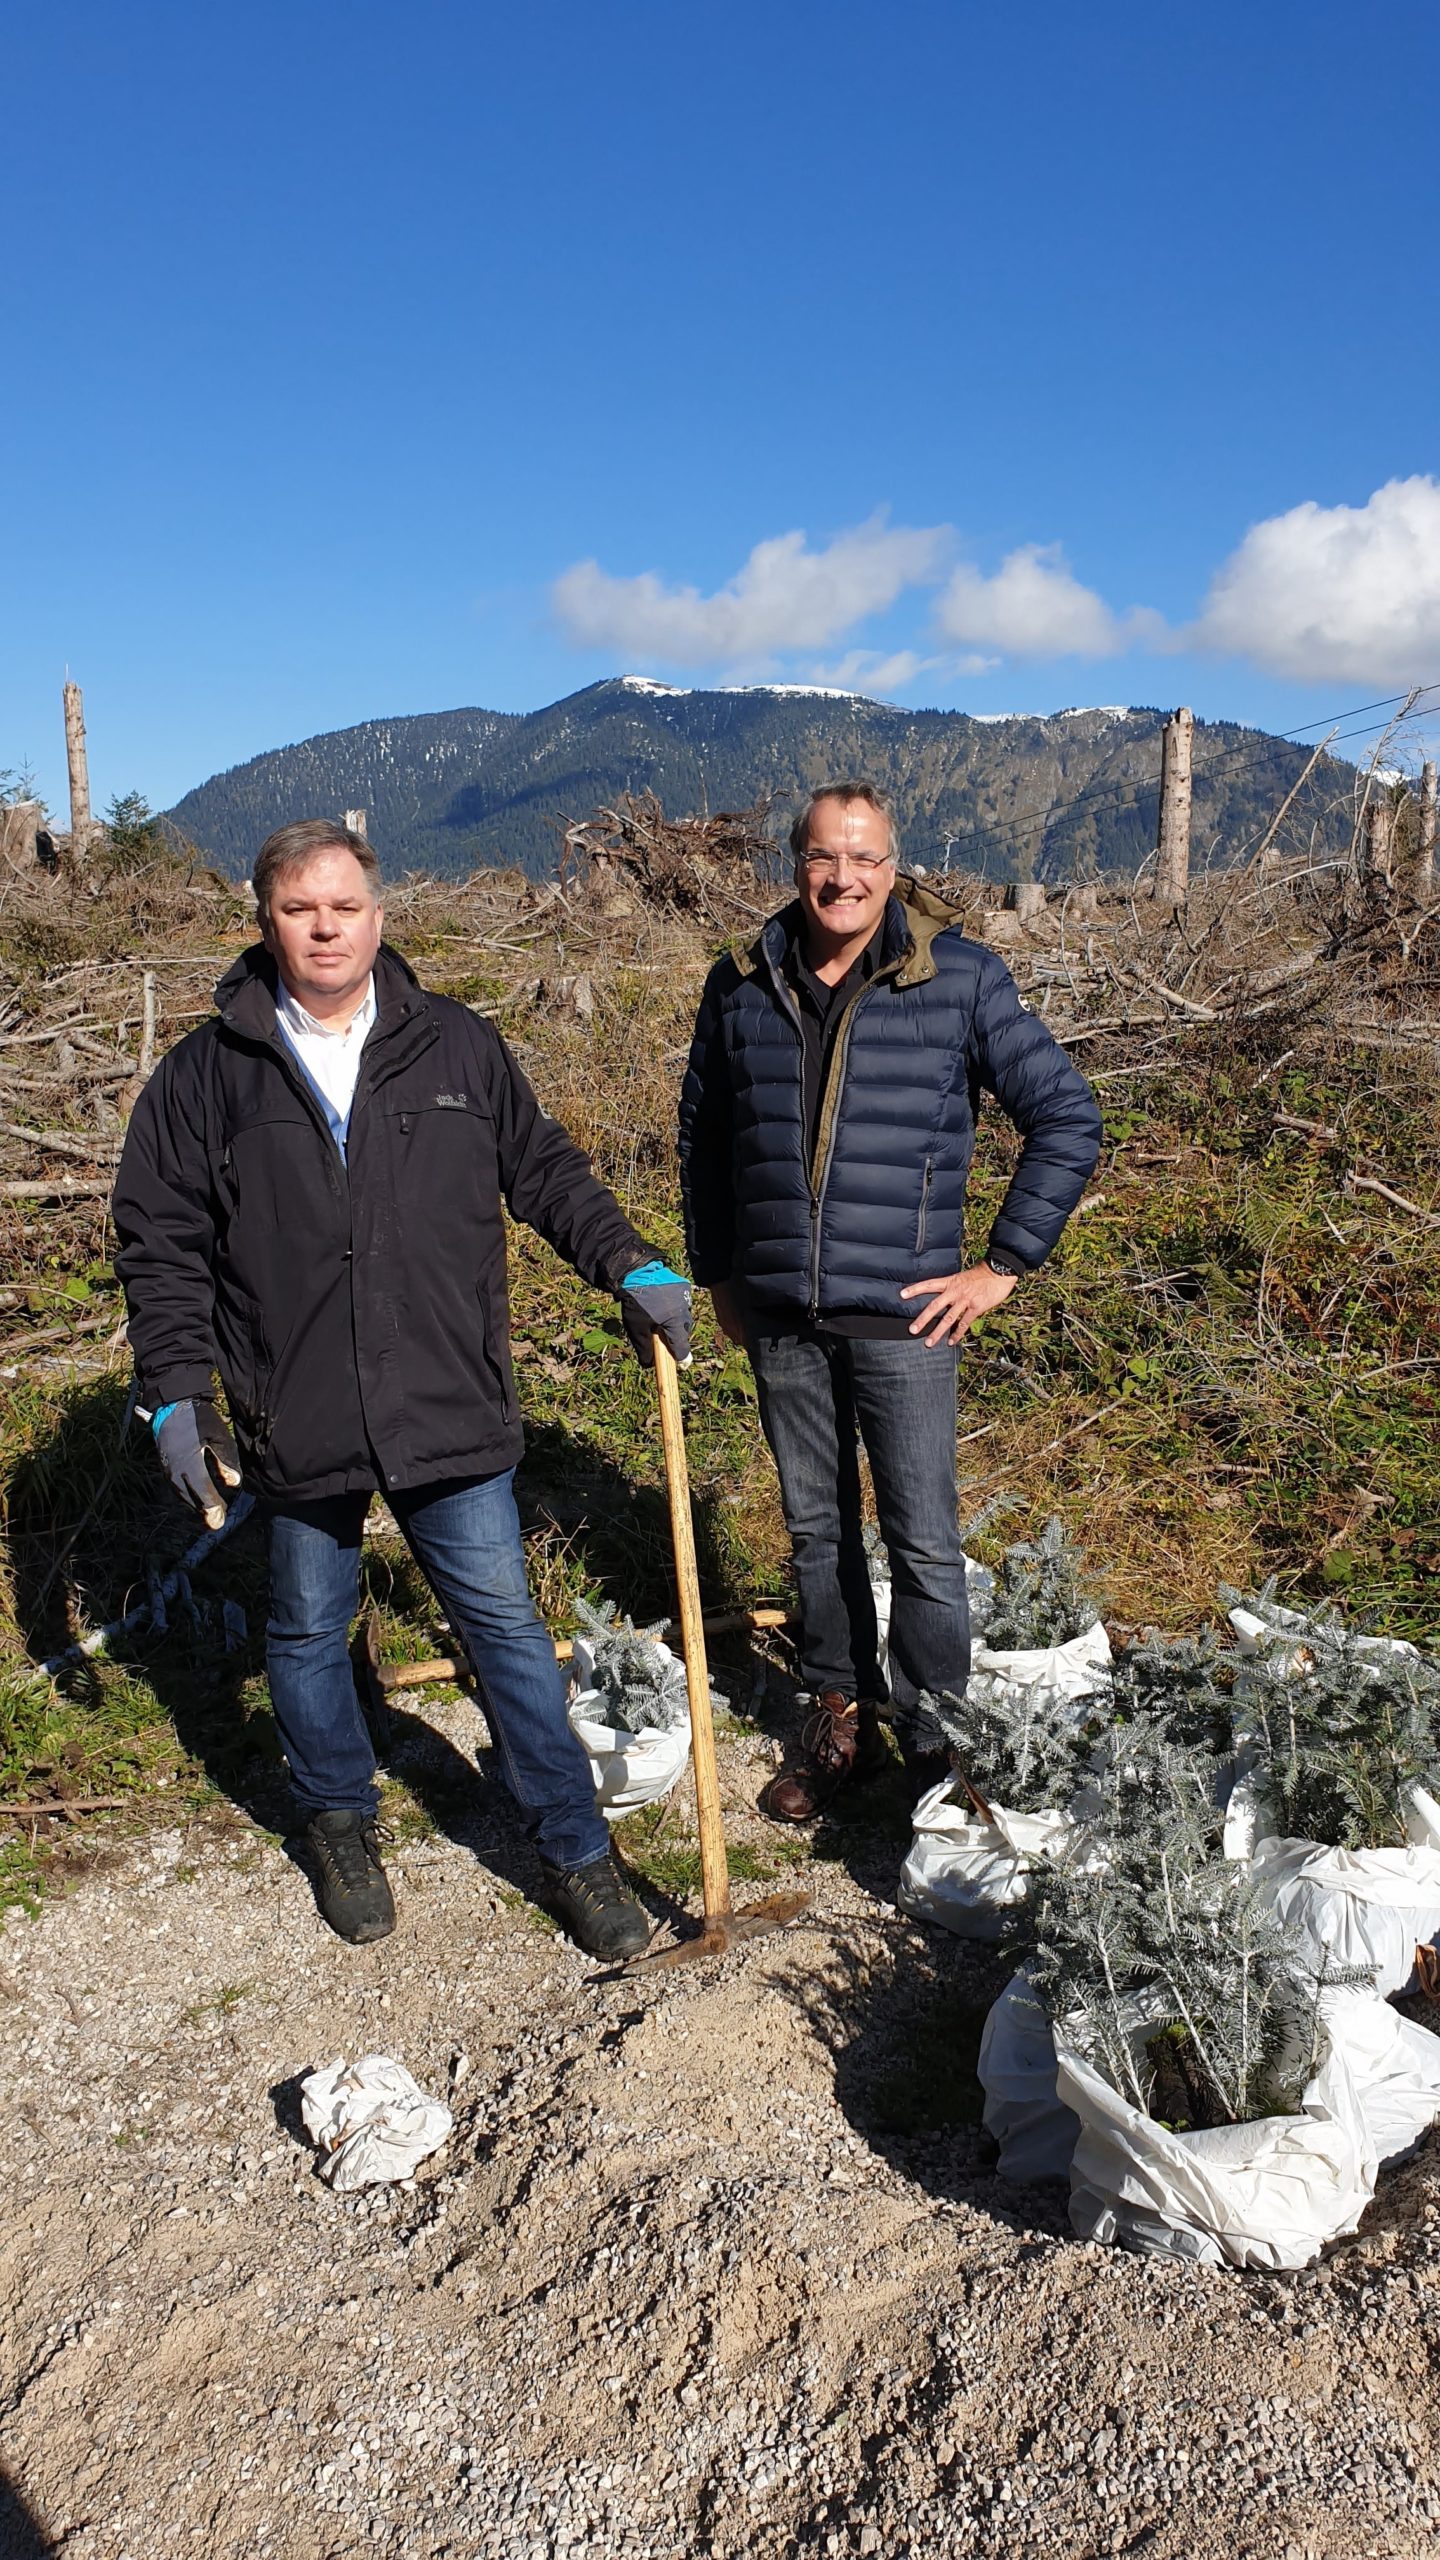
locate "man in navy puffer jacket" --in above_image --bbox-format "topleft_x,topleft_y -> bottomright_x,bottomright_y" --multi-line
678,781 -> 1102,1821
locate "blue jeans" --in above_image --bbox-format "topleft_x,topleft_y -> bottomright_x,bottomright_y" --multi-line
264,1470 -> 609,1872
746,1330 -> 971,1713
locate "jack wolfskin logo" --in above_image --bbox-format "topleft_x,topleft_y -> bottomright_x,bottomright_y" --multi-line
434,1092 -> 468,1108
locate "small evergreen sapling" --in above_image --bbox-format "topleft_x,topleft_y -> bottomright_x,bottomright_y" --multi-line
1226,1588 -> 1440,1851
1107,1626 -> 1235,1754
981,1516 -> 1101,1651
1019,1786 -> 1334,2131
914,1681 -> 1092,1815
570,1597 -> 711,1736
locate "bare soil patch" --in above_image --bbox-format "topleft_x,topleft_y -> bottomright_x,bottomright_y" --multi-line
3,1698 -> 1438,2560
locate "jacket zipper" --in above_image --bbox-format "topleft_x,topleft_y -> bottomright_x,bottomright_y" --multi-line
917,1157 -> 934,1255
804,957 -> 906,1318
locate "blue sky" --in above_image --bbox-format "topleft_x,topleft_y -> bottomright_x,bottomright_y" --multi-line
5,0 -> 1440,816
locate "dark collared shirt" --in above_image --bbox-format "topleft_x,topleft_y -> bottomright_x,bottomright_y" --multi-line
770,917 -> 914,1341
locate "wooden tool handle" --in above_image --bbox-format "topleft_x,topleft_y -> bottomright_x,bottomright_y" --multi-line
653,1337 -> 732,1924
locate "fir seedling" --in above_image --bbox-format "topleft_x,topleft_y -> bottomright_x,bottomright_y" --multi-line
1021,1828 -> 1333,2131
914,1681 -> 1091,1815
570,1596 -> 712,1736
982,1516 -> 1101,1651
1238,1626 -> 1440,1851
1108,1626 -> 1235,1753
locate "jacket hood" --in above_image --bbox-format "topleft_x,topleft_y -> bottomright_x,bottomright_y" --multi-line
213,940 -> 424,1037
741,873 -> 962,990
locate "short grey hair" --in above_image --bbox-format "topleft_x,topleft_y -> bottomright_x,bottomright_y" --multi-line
252,819 -> 382,922
789,780 -> 900,867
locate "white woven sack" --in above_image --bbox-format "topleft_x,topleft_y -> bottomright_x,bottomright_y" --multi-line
896,1777 -> 1074,1940
978,1971 -> 1081,2180
1061,1986 -> 1440,2270
567,1690 -> 691,1820
1247,1789 -> 1440,1997
968,1617 -> 1112,1720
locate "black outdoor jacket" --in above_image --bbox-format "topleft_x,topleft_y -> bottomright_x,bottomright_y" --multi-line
112,944 -> 648,1501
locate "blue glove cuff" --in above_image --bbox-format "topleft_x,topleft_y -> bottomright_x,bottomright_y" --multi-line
621,1261 -> 685,1289
150,1400 -> 182,1439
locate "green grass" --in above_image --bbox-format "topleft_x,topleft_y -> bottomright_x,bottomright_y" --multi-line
2,930 -> 1437,1917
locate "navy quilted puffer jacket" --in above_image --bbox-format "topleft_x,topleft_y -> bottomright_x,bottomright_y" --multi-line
678,880 -> 1102,1317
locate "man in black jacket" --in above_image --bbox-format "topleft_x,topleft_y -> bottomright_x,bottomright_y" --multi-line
678,782 -> 1101,1821
113,819 -> 691,1955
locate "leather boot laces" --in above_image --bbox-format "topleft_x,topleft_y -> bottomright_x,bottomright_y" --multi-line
801,1695 -> 860,1777
314,1819 -> 390,1892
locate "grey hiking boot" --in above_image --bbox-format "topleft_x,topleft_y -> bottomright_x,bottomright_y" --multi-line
305,1809 -> 396,1945
539,1853 -> 652,1961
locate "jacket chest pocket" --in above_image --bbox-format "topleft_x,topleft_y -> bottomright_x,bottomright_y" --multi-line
385,1098 -> 495,1208
219,1109 -> 341,1236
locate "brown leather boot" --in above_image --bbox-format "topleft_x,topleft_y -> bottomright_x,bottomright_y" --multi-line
761,1693 -> 889,1823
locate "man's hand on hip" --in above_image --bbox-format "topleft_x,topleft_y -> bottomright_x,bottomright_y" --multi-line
152,1397 -> 242,1530
900,1263 -> 1017,1345
619,1261 -> 694,1368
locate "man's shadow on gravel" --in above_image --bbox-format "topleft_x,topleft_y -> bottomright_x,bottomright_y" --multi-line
9,1391 -> 738,1929
0,2468 -> 55,2559
778,1915 -> 1071,2238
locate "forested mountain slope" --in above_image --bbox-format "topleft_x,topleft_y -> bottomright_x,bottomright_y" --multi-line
166,677 -> 1351,882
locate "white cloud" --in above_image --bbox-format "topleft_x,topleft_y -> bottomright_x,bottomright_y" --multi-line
551,516 -> 948,665
801,647 -> 935,695
1195,476 -> 1440,685
933,542 -> 1161,659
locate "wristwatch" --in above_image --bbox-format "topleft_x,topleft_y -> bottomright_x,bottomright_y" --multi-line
983,1249 -> 1026,1280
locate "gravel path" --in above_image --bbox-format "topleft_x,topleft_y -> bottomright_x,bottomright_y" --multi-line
3,1706 -> 1438,2560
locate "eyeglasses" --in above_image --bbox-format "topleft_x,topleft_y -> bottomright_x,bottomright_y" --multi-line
797,850 -> 895,875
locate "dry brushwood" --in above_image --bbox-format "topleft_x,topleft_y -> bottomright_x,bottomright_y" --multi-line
556,791 -> 778,928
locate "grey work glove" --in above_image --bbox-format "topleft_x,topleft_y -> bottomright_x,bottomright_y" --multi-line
152,1396 -> 242,1531
619,1260 -> 694,1369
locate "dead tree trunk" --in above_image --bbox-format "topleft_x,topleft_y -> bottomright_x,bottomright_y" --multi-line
63,681 -> 93,863
1,800 -> 42,871
1418,761 -> 1437,899
1153,706 -> 1194,908
344,807 -> 368,838
1008,881 -> 1047,927
1362,797 -> 1394,891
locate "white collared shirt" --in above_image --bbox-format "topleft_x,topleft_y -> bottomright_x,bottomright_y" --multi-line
274,974 -> 377,1158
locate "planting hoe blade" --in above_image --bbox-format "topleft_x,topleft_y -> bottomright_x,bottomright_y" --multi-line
620,1337 -> 810,1973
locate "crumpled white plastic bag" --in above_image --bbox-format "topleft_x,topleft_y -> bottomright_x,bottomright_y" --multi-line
300,2054 -> 453,2192
1061,1986 -> 1440,2269
568,1690 -> 692,1819
1246,1797 -> 1440,1997
897,1777 -> 1077,1940
978,1970 -> 1081,2180
967,1615 -> 1113,1718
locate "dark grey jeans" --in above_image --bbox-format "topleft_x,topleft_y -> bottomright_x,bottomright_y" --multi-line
746,1327 -> 971,1715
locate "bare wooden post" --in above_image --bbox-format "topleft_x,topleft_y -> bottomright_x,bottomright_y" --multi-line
1418,761 -> 1437,899
1153,706 -> 1194,907
138,972 -> 158,1080
0,800 -> 42,871
343,807 -> 367,838
1362,796 -> 1394,890
1009,881 -> 1047,927
63,681 -> 93,862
